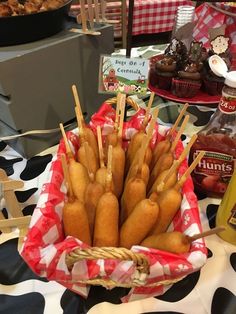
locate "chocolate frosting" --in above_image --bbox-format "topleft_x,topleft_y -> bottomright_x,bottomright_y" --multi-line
156,56 -> 176,72
178,63 -> 201,81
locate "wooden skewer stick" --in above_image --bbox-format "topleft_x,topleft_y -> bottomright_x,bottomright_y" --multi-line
106,145 -> 113,191
60,154 -> 74,199
59,123 -> 73,156
79,0 -> 88,32
72,85 -> 84,122
101,0 -> 106,22
175,150 -> 205,190
87,0 -> 95,30
175,134 -> 197,166
137,107 -> 159,173
114,93 -> 121,131
143,92 -> 155,127
93,0 -> 100,23
97,125 -> 105,168
170,115 -> 189,153
75,106 -> 85,139
186,226 -> 226,243
168,103 -> 189,138
156,134 -> 197,192
84,141 -> 94,180
146,106 -> 159,142
137,134 -> 148,173
118,93 -> 126,140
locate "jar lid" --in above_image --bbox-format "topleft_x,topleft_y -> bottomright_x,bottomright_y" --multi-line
225,71 -> 236,88
208,55 -> 228,78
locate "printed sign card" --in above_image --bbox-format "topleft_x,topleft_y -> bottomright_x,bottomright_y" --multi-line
98,55 -> 149,95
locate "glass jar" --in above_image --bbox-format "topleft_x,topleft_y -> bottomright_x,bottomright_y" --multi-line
189,71 -> 236,198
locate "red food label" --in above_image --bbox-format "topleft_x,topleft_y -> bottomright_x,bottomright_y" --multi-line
194,150 -> 234,177
219,97 -> 236,114
192,150 -> 235,195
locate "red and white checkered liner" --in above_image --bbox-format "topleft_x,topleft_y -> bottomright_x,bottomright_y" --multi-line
21,102 -> 207,302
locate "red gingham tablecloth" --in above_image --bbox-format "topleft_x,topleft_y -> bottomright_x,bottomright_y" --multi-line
130,0 -> 193,36
193,2 -> 236,67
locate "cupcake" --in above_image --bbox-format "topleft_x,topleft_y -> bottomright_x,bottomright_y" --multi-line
150,38 -> 188,90
203,35 -> 231,95
172,62 -> 201,98
154,55 -> 177,90
171,41 -> 202,98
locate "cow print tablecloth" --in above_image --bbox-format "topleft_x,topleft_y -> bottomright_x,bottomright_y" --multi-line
0,98 -> 236,314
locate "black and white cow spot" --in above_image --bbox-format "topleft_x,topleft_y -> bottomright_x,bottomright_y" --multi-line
195,191 -> 208,200
0,141 -> 7,151
206,204 -> 218,229
187,107 -> 215,127
61,286 -> 131,314
230,253 -> 236,272
0,238 -> 48,285
15,188 -> 38,203
22,204 -> 37,216
0,156 -> 23,176
207,248 -> 213,258
0,293 -> 45,314
61,289 -> 87,314
156,271 -> 201,302
1,208 -> 8,219
211,287 -> 236,314
20,154 -> 52,181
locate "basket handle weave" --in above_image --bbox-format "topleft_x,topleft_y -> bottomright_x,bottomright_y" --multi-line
104,95 -> 140,112
66,246 -> 150,275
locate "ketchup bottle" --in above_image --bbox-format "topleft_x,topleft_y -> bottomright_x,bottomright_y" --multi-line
189,63 -> 236,198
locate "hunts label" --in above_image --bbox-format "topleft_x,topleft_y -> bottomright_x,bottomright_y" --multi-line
193,150 -> 234,177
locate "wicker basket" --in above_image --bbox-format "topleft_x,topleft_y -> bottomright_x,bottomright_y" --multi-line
21,96 -> 207,302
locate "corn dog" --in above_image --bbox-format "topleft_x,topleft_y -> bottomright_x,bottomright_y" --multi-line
120,176 -> 146,224
59,123 -> 89,203
104,93 -> 121,155
75,106 -> 99,174
141,226 -> 225,254
83,142 -> 104,238
125,107 -> 159,186
125,92 -> 155,172
148,134 -> 197,196
147,114 -> 189,191
120,198 -> 159,249
63,200 -> 92,245
150,103 -> 189,170
151,151 -> 205,235
60,154 -> 91,245
124,135 -> 150,187
95,125 -> 115,192
141,232 -> 190,254
93,145 -> 119,247
111,93 -> 126,197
